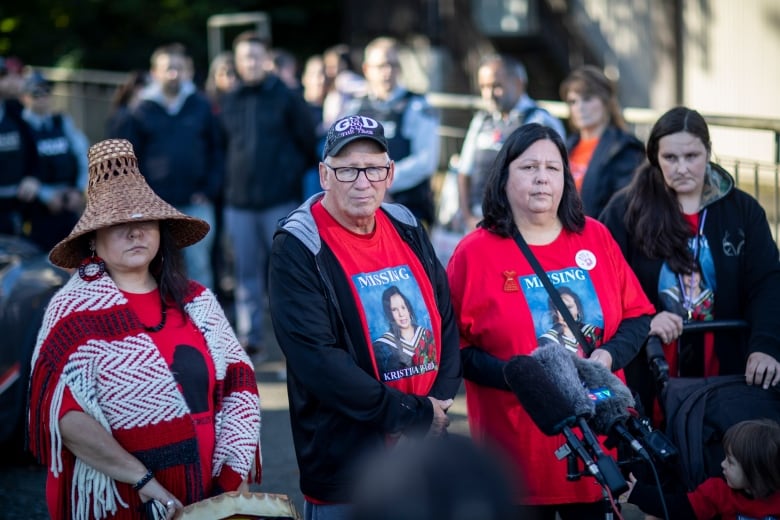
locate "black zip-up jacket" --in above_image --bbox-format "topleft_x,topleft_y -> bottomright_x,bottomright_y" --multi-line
122,90 -> 223,206
566,125 -> 645,218
600,163 -> 780,411
220,75 -> 317,210
268,196 -> 462,502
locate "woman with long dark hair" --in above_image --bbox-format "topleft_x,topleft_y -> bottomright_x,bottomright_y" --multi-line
600,106 -> 780,418
448,123 -> 653,517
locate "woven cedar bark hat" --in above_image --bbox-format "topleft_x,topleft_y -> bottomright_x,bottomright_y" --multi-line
49,139 -> 210,268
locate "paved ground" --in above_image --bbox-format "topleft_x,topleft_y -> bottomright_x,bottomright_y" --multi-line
0,321 -> 643,519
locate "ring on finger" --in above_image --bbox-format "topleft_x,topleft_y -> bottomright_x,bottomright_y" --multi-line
166,500 -> 174,507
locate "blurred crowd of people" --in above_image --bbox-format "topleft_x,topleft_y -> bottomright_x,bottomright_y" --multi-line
1,35 -> 638,363
0,57 -> 88,252
6,29 -> 780,520
2,34 -> 454,362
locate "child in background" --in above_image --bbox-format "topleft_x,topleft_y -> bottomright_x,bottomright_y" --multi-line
627,419 -> 780,519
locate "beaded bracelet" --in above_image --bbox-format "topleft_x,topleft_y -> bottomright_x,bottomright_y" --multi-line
133,469 -> 154,491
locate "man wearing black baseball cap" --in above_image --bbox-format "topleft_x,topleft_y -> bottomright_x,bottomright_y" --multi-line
321,114 -> 388,159
268,114 -> 461,519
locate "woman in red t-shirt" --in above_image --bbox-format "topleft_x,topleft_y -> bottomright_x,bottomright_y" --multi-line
447,123 -> 654,518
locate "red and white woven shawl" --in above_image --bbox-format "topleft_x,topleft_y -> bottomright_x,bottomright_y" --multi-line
28,275 -> 261,520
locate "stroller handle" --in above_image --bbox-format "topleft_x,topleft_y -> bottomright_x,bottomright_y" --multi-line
681,319 -> 749,334
645,319 -> 750,390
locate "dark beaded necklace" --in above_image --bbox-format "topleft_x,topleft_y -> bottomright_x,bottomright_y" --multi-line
142,296 -> 167,333
143,307 -> 166,332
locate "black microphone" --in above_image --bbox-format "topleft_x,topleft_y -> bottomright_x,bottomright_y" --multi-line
570,355 -> 651,461
504,354 -> 579,435
625,409 -> 680,467
524,348 -> 628,494
645,335 -> 670,388
503,355 -> 605,485
531,345 -> 595,419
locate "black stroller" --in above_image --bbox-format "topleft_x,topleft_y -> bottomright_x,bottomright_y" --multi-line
639,320 -> 780,491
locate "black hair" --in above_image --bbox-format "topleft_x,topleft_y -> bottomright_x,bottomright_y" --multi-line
152,222 -> 189,317
621,106 -> 711,273
481,123 -> 585,238
548,286 -> 584,323
381,285 -> 418,343
722,419 -> 780,499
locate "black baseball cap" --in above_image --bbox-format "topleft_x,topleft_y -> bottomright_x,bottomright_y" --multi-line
322,115 -> 388,159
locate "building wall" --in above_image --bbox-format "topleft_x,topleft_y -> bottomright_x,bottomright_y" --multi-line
567,0 -> 677,112
683,0 -> 780,162
572,0 -> 779,162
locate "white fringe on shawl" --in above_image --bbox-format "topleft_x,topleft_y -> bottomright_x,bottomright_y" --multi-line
30,275 -> 261,520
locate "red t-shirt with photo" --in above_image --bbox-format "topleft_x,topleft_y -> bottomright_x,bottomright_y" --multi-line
447,219 -> 654,504
312,201 -> 442,397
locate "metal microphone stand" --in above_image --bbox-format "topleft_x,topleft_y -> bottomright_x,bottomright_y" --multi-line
557,445 -> 619,520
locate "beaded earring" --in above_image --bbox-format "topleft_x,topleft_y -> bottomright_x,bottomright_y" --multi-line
78,246 -> 106,282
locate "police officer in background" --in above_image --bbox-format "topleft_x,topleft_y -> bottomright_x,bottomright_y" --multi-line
0,57 -> 39,238
342,37 -> 439,228
21,71 -> 88,251
457,54 -> 565,231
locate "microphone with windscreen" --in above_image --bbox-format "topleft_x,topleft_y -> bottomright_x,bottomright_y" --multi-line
570,354 -> 651,461
531,344 -> 595,419
503,354 -> 608,489
531,345 -> 628,494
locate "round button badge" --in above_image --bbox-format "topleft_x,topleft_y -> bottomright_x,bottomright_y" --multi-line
575,249 -> 597,270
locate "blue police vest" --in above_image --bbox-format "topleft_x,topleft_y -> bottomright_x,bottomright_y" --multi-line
29,115 -> 78,186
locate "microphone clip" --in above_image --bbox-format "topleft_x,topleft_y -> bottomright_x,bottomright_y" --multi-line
555,442 -> 585,481
554,442 -> 572,461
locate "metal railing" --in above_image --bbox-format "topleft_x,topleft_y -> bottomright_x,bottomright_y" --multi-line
36,68 -> 780,238
426,93 -> 780,239
721,158 -> 780,238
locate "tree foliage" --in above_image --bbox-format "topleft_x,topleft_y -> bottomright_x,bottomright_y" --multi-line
0,0 -> 341,75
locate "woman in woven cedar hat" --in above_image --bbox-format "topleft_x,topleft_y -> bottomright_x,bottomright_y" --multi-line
28,139 -> 262,520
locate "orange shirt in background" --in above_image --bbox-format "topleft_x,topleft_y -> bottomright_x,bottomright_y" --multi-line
569,136 -> 600,192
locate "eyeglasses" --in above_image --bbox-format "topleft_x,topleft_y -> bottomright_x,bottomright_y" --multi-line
367,61 -> 400,70
324,163 -> 391,182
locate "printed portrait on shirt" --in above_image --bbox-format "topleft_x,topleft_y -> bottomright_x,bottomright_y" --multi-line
353,266 -> 437,382
521,268 -> 604,356
658,234 -> 716,322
